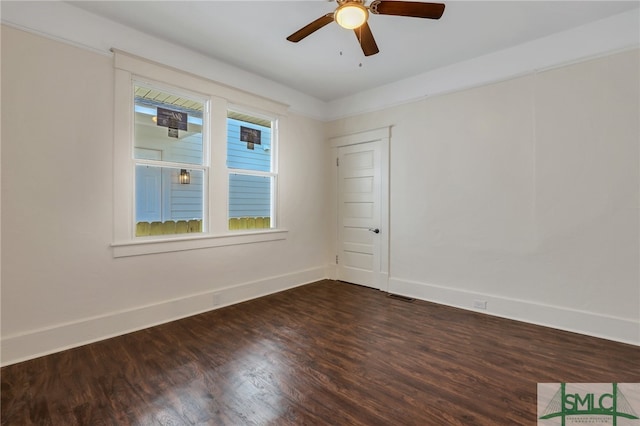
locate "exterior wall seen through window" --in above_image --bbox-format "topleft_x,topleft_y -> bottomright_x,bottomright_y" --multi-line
133,84 -> 207,237
227,113 -> 276,231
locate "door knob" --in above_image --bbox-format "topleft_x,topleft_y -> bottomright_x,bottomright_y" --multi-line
368,228 -> 380,234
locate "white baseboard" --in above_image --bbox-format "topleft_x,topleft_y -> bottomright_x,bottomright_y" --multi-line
1,267 -> 326,366
379,272 -> 389,292
389,277 -> 640,346
325,263 -> 338,280
323,266 -> 388,291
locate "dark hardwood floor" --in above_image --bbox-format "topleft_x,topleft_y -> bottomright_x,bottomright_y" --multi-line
2,280 -> 639,425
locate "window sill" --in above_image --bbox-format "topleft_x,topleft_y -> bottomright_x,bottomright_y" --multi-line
111,229 -> 288,258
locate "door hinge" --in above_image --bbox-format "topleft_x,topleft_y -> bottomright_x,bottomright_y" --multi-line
336,157 -> 339,166
336,255 -> 339,264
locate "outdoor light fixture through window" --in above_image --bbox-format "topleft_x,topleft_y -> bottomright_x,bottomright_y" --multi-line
335,2 -> 368,29
179,169 -> 190,184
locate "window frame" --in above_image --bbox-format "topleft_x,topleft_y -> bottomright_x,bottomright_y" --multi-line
133,79 -> 210,234
111,50 -> 288,258
226,105 -> 279,230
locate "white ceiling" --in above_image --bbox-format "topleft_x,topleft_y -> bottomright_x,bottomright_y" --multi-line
67,1 -> 639,102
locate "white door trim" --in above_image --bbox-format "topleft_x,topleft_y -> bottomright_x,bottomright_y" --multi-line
329,127 -> 390,291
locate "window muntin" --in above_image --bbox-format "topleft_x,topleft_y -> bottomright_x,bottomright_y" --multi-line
226,110 -> 276,230
133,83 -> 208,236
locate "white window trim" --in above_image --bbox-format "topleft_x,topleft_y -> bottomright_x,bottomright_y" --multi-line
112,229 -> 288,258
112,50 -> 288,257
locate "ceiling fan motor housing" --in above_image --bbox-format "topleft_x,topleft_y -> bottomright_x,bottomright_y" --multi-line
335,1 -> 370,30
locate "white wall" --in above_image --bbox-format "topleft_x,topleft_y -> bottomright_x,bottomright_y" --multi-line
0,26 -> 329,365
1,4 -> 638,366
327,49 -> 640,345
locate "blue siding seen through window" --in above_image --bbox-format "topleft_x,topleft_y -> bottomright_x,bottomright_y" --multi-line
227,118 -> 271,172
229,174 -> 271,218
227,115 -> 274,224
170,169 -> 204,220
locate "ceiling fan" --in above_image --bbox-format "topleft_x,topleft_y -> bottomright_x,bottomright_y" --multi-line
286,0 -> 445,57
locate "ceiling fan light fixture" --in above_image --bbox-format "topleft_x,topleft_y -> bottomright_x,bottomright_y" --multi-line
335,3 -> 368,30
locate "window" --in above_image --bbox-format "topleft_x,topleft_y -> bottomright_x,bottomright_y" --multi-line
133,84 -> 208,236
227,110 -> 277,230
112,50 -> 288,257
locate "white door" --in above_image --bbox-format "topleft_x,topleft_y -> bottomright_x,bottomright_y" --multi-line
337,141 -> 382,289
134,148 -> 163,223
135,165 -> 162,222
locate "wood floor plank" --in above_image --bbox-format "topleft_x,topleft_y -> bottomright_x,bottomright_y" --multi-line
2,280 -> 639,425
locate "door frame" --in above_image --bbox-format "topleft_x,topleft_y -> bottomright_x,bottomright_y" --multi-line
329,127 -> 390,291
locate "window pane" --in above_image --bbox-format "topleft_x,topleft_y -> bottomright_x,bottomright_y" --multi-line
228,174 -> 272,230
227,113 -> 271,171
135,165 -> 204,236
134,85 -> 204,165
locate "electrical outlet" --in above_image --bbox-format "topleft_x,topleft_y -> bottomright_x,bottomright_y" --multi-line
473,300 -> 487,310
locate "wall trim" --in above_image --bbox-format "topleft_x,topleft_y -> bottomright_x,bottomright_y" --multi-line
389,277 -> 640,347
325,9 -> 640,120
1,2 -> 637,122
0,2 -> 327,121
3,271 -> 637,365
112,229 -> 289,258
1,267 -> 326,367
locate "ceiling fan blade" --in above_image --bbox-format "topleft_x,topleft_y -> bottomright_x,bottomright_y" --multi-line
369,1 -> 445,19
354,22 -> 379,57
287,13 -> 334,43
